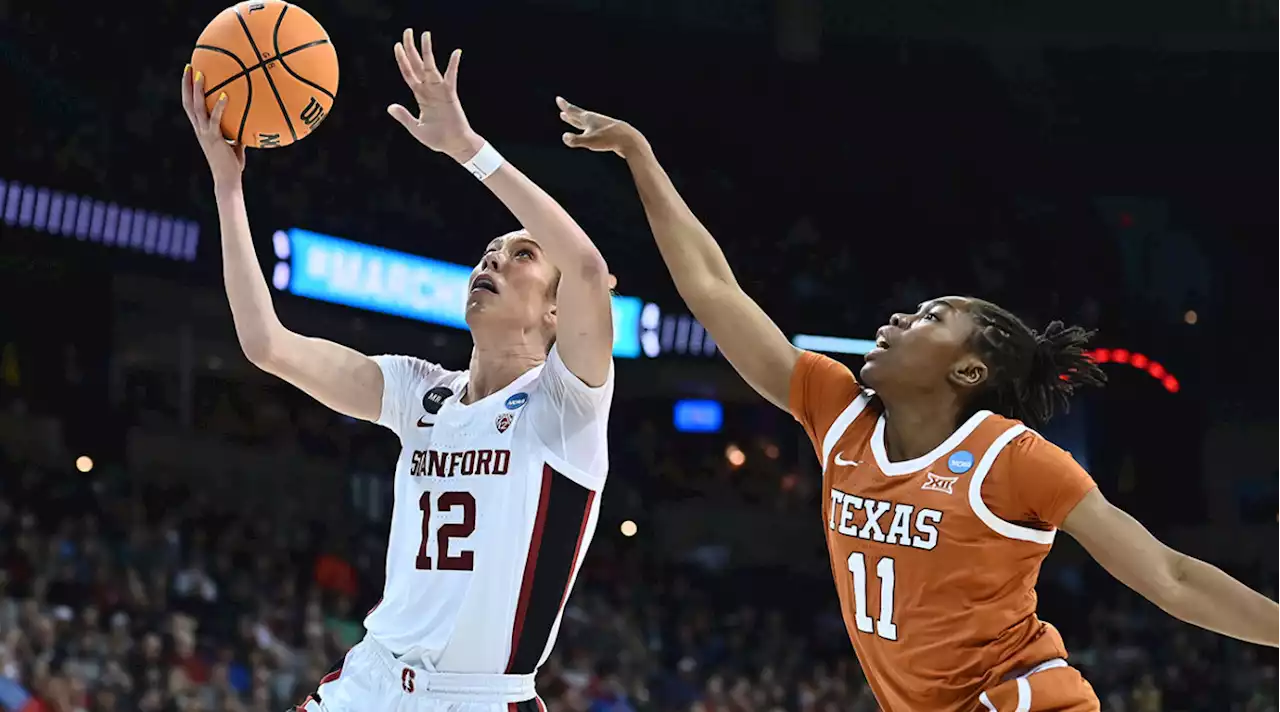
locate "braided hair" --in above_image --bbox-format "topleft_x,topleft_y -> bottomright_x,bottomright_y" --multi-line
964,299 -> 1106,430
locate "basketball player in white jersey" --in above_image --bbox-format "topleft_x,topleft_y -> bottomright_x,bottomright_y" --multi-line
182,29 -> 615,712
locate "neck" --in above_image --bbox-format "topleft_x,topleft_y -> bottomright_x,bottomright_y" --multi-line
464,329 -> 546,403
879,390 -> 967,462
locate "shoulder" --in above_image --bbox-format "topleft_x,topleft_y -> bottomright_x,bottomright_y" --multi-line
789,351 -> 862,417
370,355 -> 453,383
972,416 -> 1077,478
371,355 -> 466,404
982,419 -> 1096,529
539,345 -> 615,398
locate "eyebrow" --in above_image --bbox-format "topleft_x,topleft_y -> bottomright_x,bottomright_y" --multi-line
916,300 -> 957,315
486,236 -> 540,253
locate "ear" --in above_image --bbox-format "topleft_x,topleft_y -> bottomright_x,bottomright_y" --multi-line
948,355 -> 988,390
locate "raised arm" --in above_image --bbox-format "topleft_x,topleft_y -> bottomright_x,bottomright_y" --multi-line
558,101 -> 798,409
388,30 -> 612,386
1063,489 -> 1278,647
181,65 -> 384,422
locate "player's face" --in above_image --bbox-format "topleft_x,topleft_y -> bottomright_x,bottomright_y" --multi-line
464,231 -> 559,335
858,296 -> 987,396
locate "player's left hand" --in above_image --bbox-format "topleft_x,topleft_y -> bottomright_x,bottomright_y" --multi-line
557,98 -> 649,159
388,28 -> 483,162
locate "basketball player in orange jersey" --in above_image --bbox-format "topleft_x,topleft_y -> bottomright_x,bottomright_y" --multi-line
556,101 -> 1279,712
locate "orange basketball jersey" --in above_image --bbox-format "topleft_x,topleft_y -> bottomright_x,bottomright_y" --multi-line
790,351 -> 1099,712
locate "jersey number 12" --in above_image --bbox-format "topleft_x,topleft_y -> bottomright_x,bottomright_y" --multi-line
416,491 -> 476,571
847,552 -> 898,640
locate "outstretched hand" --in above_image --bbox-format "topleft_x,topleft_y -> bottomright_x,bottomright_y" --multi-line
180,64 -> 246,186
557,98 -> 648,159
388,28 -> 483,162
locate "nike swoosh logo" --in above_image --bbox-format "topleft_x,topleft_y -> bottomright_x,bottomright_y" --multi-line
833,453 -> 860,467
415,417 -> 434,428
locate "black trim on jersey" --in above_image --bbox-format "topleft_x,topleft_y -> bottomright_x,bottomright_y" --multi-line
505,464 -> 593,675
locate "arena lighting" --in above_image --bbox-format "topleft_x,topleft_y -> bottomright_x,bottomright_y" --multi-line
1087,349 -> 1179,393
0,178 -> 199,261
793,335 -> 1180,394
274,228 -> 642,358
673,399 -> 724,433
791,334 -> 877,354
641,302 -> 718,358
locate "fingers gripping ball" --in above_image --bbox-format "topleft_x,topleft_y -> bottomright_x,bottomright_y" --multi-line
191,1 -> 338,148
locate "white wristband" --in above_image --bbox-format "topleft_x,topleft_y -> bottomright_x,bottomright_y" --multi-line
461,142 -> 505,181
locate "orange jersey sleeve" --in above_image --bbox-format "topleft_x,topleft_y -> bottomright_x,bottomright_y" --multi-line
789,350 -> 863,458
984,431 -> 1099,529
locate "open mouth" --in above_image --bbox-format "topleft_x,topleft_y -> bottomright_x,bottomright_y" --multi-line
471,275 -> 498,294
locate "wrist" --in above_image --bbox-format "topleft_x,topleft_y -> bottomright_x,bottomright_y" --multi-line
446,131 -> 486,164
620,128 -> 653,161
213,177 -> 244,197
623,136 -> 655,163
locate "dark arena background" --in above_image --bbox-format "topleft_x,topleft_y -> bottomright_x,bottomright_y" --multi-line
1,0 -> 1277,710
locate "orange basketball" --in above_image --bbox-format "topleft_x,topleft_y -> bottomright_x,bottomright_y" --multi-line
191,1 -> 338,149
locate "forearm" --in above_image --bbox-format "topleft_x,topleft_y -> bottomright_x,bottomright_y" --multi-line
1161,553 -> 1278,647
453,138 -> 605,276
623,144 -> 738,299
214,180 -> 285,360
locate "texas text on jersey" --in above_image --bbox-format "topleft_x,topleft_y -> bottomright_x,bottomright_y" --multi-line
363,344 -> 613,677
791,351 -> 1099,712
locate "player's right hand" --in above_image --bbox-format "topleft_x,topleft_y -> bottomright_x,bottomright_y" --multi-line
181,64 -> 246,186
557,98 -> 649,159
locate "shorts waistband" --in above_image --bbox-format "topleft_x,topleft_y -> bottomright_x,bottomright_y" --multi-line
1000,657 -> 1068,683
362,636 -> 536,702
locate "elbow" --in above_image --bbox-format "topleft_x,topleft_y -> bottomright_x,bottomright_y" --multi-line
1146,553 -> 1191,613
237,326 -> 284,371
571,251 -> 611,288
233,317 -> 287,370
239,335 -> 275,370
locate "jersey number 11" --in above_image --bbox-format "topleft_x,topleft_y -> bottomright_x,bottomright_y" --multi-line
847,552 -> 898,641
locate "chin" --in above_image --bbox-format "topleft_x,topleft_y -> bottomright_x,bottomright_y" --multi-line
857,360 -> 878,389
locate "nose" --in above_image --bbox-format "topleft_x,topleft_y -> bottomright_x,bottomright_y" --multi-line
482,251 -> 504,273
889,313 -> 907,328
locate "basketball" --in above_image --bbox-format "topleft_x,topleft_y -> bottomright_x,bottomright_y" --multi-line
191,1 -> 338,149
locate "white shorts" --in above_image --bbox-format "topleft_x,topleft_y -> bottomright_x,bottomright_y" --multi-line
294,636 -> 547,712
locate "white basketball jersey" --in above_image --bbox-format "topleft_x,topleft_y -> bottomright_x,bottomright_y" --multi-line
363,345 -> 613,675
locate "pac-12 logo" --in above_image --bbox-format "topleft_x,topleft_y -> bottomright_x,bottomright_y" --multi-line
495,412 -> 514,433
947,450 -> 974,474
505,392 -> 528,410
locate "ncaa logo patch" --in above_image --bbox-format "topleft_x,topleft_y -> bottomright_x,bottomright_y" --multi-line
947,450 -> 974,474
495,412 -> 514,433
505,392 -> 529,410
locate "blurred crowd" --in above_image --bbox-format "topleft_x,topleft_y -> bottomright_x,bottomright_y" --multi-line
1,394 -> 1275,712
3,3 -> 1276,712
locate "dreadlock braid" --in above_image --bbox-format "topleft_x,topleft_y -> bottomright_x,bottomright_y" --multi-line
965,300 -> 1106,429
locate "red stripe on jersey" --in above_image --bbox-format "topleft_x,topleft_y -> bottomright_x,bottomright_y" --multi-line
506,465 -> 554,672
319,666 -> 343,686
